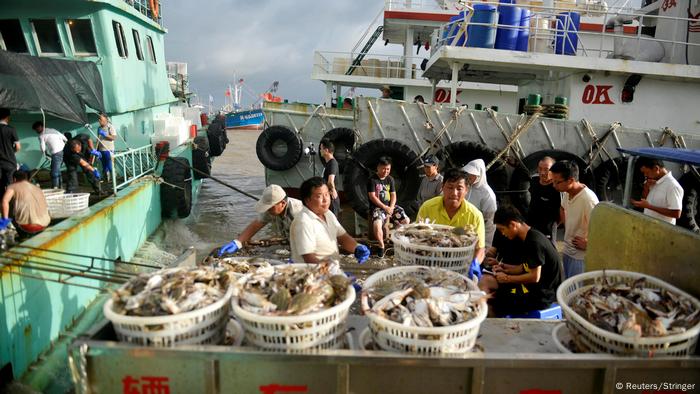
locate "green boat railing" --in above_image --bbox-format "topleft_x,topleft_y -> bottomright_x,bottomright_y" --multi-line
111,144 -> 157,194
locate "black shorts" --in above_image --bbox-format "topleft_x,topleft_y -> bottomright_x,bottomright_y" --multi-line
490,285 -> 549,316
370,205 -> 408,225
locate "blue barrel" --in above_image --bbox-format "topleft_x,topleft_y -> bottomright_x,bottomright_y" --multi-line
516,9 -> 531,52
495,1 -> 522,50
555,12 -> 580,55
444,11 -> 470,46
466,4 -> 498,49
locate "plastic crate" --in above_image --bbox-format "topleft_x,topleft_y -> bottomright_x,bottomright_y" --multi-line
46,193 -> 90,219
391,224 -> 477,274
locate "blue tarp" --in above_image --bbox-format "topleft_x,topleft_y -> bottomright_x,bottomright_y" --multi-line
617,147 -> 700,166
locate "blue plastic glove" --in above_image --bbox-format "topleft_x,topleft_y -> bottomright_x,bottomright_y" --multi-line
354,244 -> 370,264
98,128 -> 108,138
218,239 -> 242,256
90,149 -> 102,159
468,258 -> 482,281
92,169 -> 101,180
345,272 -> 362,293
0,218 -> 11,230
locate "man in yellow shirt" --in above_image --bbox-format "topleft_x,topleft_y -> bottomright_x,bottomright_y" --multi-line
417,168 -> 486,272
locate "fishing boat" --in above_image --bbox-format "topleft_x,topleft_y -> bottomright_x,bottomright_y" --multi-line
220,79 -> 279,130
258,0 -> 700,233
225,108 -> 265,129
0,0 -> 221,388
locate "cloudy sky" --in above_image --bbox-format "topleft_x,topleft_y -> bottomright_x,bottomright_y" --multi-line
163,1 -> 392,107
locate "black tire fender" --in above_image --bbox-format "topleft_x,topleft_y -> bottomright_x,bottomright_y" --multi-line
593,157 -> 645,202
256,126 -> 303,171
678,172 -> 700,234
161,157 -> 193,219
521,149 -> 596,191
318,127 -> 356,173
436,141 -> 510,192
192,136 -> 211,180
343,139 -> 421,218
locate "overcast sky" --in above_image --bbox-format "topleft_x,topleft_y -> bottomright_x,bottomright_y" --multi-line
163,1 -> 389,108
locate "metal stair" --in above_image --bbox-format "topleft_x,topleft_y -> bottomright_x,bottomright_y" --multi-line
346,26 -> 384,75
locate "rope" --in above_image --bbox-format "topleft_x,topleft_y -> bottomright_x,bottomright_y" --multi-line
485,108 -> 526,169
658,127 -> 687,149
581,119 -> 620,172
486,113 -> 540,170
411,106 -> 467,168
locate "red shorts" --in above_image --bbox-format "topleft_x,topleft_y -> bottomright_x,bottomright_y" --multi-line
18,223 -> 47,234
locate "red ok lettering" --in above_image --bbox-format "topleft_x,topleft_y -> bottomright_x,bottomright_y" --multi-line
662,0 -> 677,11
122,376 -> 170,394
259,384 -> 309,394
434,88 -> 462,103
582,85 -> 614,104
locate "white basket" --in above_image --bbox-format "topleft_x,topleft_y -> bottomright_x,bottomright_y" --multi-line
551,323 -> 574,354
231,264 -> 355,351
363,266 -> 487,354
41,189 -> 65,197
557,270 -> 700,357
46,193 -> 90,219
104,286 -> 233,347
391,224 -> 476,274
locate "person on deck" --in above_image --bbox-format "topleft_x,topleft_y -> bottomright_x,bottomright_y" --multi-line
218,184 -> 303,256
631,157 -> 683,225
550,160 -> 599,278
342,98 -> 353,109
319,139 -> 340,217
33,121 -> 67,189
479,205 -> 562,316
1,170 -> 51,235
0,108 -> 20,198
289,177 -> 369,264
417,168 -> 486,277
527,156 -> 561,240
463,159 -> 497,247
65,140 -> 102,195
367,156 -> 410,257
380,85 -> 392,99
415,155 -> 443,208
97,114 -> 116,182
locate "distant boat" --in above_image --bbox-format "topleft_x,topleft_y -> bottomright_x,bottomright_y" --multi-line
225,108 -> 264,129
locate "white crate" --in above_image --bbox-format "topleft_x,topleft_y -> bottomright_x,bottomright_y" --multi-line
391,224 -> 477,274
46,193 -> 90,219
557,270 -> 700,357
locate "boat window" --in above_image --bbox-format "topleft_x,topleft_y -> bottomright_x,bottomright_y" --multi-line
0,19 -> 28,53
132,29 -> 144,60
67,19 -> 97,56
146,35 -> 156,63
31,19 -> 63,55
112,21 -> 128,58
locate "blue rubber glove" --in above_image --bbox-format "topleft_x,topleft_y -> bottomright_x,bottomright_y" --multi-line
0,218 -> 11,230
92,169 -> 101,180
218,239 -> 242,256
90,149 -> 102,159
468,258 -> 482,281
98,128 -> 108,138
345,272 -> 362,293
354,244 -> 370,264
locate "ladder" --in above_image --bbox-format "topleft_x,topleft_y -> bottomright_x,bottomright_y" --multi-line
346,26 -> 384,75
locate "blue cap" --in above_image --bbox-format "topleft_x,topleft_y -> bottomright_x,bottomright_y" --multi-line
422,156 -> 438,166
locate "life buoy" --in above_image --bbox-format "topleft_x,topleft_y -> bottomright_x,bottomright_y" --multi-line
678,172 -> 700,234
256,126 -> 303,171
192,136 -> 210,180
343,139 -> 421,218
160,157 -> 193,219
150,0 -> 159,19
318,127 -> 356,173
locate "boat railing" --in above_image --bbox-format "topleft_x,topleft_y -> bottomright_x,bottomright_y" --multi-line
385,0 -> 469,13
121,0 -> 162,25
313,51 -> 428,80
111,144 -> 157,193
431,1 -> 700,65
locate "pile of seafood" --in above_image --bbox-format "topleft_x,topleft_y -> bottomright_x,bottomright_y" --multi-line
363,268 -> 485,327
393,223 -> 477,248
234,261 -> 352,316
111,267 -> 234,317
201,255 -> 278,275
571,277 -> 700,338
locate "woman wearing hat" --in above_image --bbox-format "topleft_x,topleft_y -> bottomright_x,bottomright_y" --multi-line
463,159 -> 497,247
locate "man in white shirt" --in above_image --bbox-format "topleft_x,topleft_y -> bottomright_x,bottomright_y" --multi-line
33,121 -> 67,188
97,114 -> 117,181
550,160 -> 599,278
631,157 -> 683,225
290,177 -> 369,264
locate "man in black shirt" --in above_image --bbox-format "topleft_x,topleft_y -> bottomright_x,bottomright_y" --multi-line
320,139 -> 340,217
367,156 -> 409,257
480,205 -> 562,316
65,140 -> 102,194
0,109 -> 21,197
527,156 -> 561,239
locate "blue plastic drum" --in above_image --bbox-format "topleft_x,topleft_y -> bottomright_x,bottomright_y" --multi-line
495,1 -> 522,50
555,12 -> 581,55
516,9 -> 531,52
466,4 -> 498,49
444,11 -> 470,46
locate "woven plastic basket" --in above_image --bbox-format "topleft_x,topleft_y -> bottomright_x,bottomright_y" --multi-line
391,224 -> 476,274
41,189 -> 65,197
104,286 -> 233,347
46,193 -> 90,219
363,266 -> 487,354
44,193 -> 65,218
557,270 -> 700,357
231,264 -> 355,352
